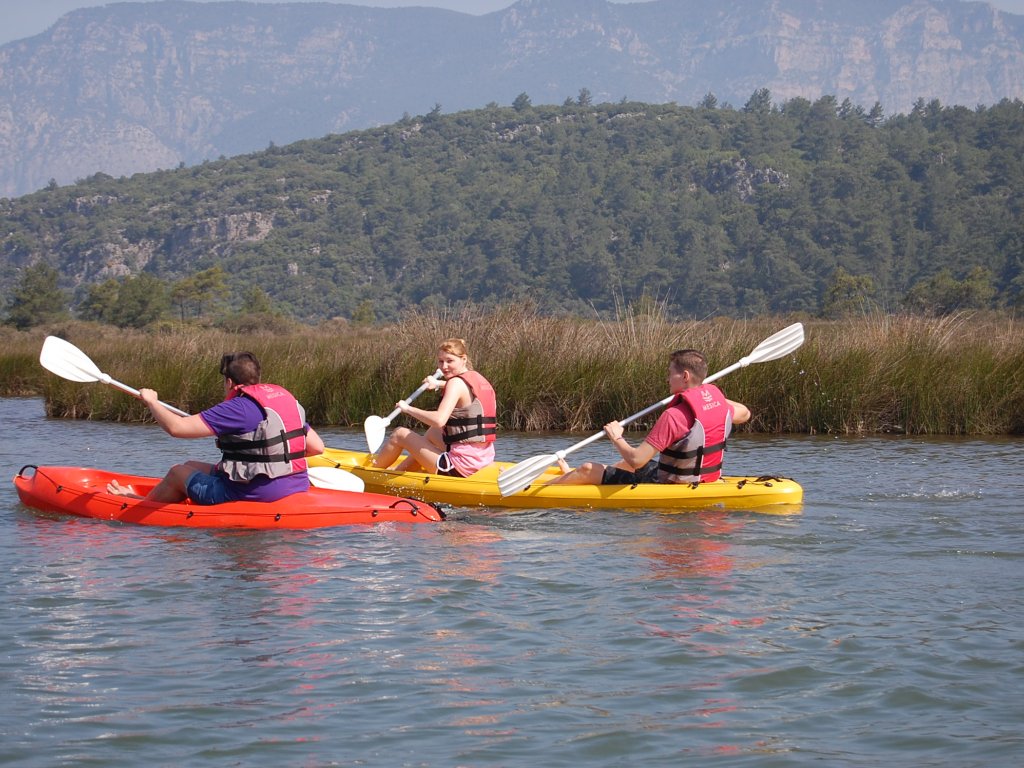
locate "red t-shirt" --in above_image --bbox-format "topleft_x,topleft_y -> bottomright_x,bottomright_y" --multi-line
643,398 -> 695,452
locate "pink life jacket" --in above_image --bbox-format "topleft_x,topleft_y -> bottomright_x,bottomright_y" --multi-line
442,370 -> 498,446
217,383 -> 308,482
656,383 -> 733,484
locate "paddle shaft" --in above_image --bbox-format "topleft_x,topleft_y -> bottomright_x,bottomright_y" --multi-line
106,377 -> 190,417
381,369 -> 444,425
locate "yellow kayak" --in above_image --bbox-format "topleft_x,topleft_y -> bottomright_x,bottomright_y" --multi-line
310,447 -> 803,512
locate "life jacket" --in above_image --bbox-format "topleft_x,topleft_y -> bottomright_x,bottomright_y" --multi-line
442,370 -> 498,446
657,384 -> 732,484
216,383 -> 308,482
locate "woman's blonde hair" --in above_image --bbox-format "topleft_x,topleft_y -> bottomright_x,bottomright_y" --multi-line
439,337 -> 472,368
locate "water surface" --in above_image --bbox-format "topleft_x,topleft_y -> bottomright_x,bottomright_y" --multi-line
2,398 -> 1022,766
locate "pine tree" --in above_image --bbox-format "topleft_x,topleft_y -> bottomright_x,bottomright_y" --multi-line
4,264 -> 69,329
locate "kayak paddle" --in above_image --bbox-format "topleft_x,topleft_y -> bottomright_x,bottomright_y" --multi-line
38,335 -> 364,493
497,322 -> 806,496
40,335 -> 189,416
363,368 -> 444,453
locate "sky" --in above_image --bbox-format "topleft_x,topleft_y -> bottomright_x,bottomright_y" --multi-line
2,0 -> 1024,47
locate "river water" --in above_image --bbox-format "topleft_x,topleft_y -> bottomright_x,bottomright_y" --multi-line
1,397 -> 1022,767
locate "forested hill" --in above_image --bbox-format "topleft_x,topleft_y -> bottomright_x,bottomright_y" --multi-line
2,97 -> 1023,325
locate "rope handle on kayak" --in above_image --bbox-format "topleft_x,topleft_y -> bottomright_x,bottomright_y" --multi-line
385,498 -> 447,520
736,475 -> 789,488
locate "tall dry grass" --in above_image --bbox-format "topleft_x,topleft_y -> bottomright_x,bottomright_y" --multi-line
2,308 -> 1022,435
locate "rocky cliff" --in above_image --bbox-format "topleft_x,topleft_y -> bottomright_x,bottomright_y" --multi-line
0,0 -> 1021,197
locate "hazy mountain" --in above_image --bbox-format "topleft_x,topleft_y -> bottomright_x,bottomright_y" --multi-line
0,0 -> 1022,197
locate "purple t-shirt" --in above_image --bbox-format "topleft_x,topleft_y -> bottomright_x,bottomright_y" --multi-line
199,397 -> 310,502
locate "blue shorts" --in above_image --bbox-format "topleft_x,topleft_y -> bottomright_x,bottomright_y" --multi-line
602,459 -> 661,485
186,470 -> 235,505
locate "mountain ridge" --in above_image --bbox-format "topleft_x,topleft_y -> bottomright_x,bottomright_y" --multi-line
1,0 -> 1022,197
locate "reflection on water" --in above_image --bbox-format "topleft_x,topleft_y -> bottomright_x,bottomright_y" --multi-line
2,398 -> 1023,766
635,513 -> 746,580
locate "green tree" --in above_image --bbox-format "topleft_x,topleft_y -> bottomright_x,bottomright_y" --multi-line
114,273 -> 170,328
171,266 -> 230,321
905,267 -> 996,315
80,273 -> 169,327
241,286 -> 278,315
79,279 -> 122,324
351,298 -> 375,326
822,268 -> 877,317
743,88 -> 773,114
866,102 -> 885,126
4,264 -> 68,329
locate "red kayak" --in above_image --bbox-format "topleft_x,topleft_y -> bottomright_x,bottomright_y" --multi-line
14,465 -> 444,529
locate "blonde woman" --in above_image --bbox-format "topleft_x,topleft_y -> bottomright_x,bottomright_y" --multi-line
372,338 -> 497,477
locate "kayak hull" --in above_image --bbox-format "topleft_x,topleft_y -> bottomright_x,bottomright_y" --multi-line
13,465 -> 443,528
311,447 -> 803,511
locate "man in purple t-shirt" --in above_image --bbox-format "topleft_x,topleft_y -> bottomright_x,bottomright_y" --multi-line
107,352 -> 325,504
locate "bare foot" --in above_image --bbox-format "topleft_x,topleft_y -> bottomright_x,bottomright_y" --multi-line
106,479 -> 142,499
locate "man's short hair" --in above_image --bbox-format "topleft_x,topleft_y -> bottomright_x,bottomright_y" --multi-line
669,349 -> 708,381
220,352 -> 261,385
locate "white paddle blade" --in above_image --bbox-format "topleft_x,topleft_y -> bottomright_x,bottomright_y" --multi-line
40,336 -> 107,383
498,453 -> 559,496
705,322 -> 805,385
748,322 -> 804,363
308,466 -> 365,493
363,369 -> 444,452
364,415 -> 388,453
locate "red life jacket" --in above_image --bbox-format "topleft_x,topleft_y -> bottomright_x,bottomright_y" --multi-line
217,383 -> 308,482
656,384 -> 733,484
442,370 -> 498,446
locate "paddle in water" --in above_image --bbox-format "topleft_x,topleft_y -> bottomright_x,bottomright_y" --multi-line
38,336 -> 364,492
497,322 -> 806,496
363,369 -> 444,453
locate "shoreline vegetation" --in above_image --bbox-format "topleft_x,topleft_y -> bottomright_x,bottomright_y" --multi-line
1,307 -> 1021,436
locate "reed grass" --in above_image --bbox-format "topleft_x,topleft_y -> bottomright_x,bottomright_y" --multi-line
2,308 -> 1022,435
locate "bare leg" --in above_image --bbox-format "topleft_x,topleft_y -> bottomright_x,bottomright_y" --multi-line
145,463 -> 198,503
374,426 -> 446,474
545,460 -> 607,485
110,461 -> 213,503
373,427 -> 413,469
